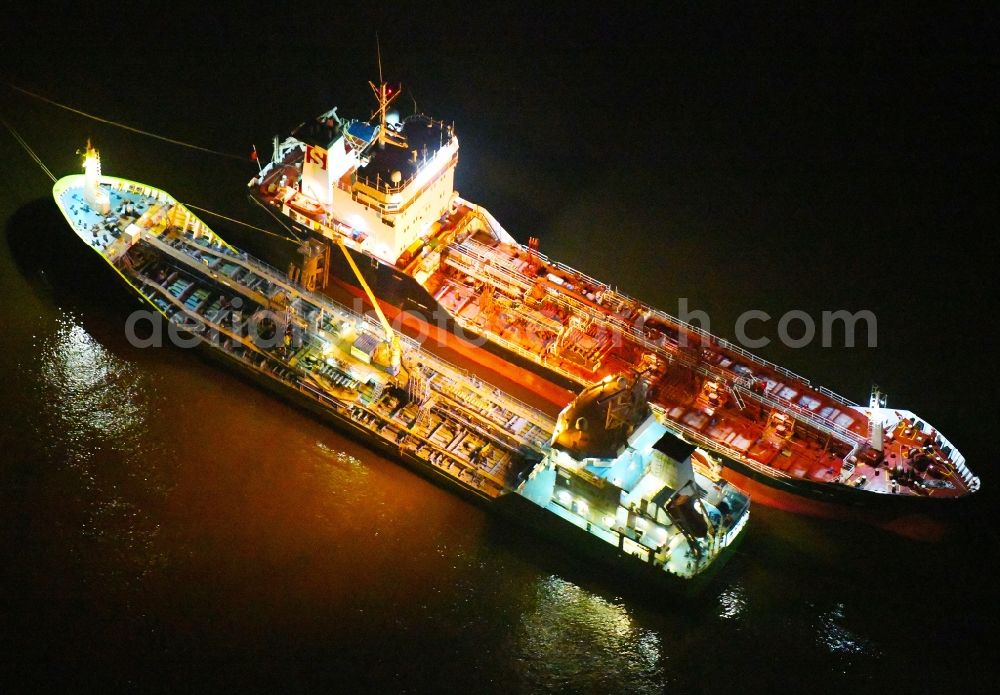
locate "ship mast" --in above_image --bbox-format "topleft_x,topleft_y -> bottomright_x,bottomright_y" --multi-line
368,37 -> 401,148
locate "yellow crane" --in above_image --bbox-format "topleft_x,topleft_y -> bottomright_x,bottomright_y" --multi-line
332,234 -> 403,376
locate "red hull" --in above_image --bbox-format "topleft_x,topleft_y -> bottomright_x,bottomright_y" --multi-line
327,279 -> 950,541
719,466 -> 949,541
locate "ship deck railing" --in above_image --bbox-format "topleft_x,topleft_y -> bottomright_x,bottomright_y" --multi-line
447,236 -> 865,446
730,381 -> 867,447
454,197 -> 518,245
459,232 -> 860,412
186,241 -> 554,440
653,402 -> 958,498
142,225 -> 556,449
649,403 -> 794,481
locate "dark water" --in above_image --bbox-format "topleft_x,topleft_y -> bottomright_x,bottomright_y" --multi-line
2,6 -> 998,691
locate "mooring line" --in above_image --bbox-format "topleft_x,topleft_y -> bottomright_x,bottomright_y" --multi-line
185,203 -> 301,244
2,97 -> 301,246
0,111 -> 56,182
5,81 -> 249,163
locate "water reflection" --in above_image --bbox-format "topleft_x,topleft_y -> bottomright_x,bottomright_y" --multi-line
29,310 -> 169,591
514,575 -> 664,689
817,602 -> 879,657
716,582 -> 748,621
36,312 -> 148,459
314,440 -> 365,472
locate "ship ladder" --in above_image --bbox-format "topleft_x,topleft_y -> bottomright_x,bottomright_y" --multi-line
730,382 -> 747,411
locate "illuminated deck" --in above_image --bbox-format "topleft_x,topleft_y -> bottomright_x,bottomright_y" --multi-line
55,175 -> 556,500
251,111 -> 977,503
55,168 -> 750,583
425,230 -> 977,499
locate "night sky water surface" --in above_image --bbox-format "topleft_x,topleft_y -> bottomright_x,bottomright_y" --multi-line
2,5 -> 998,691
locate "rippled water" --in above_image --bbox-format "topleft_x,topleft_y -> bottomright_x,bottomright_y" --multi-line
2,18 -> 996,689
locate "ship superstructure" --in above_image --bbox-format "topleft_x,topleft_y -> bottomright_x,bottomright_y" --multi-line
251,84 -> 979,507
54,146 -> 747,586
265,95 -> 460,264
519,373 -> 749,578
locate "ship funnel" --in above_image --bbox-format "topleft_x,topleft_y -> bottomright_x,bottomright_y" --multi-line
871,419 -> 884,452
868,385 -> 888,452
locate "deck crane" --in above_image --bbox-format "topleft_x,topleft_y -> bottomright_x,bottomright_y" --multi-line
332,234 -> 403,376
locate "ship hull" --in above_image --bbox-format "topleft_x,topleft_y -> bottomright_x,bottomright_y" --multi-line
492,493 -> 744,596
56,183 -> 728,593
707,451 -> 961,542
311,226 -> 967,513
